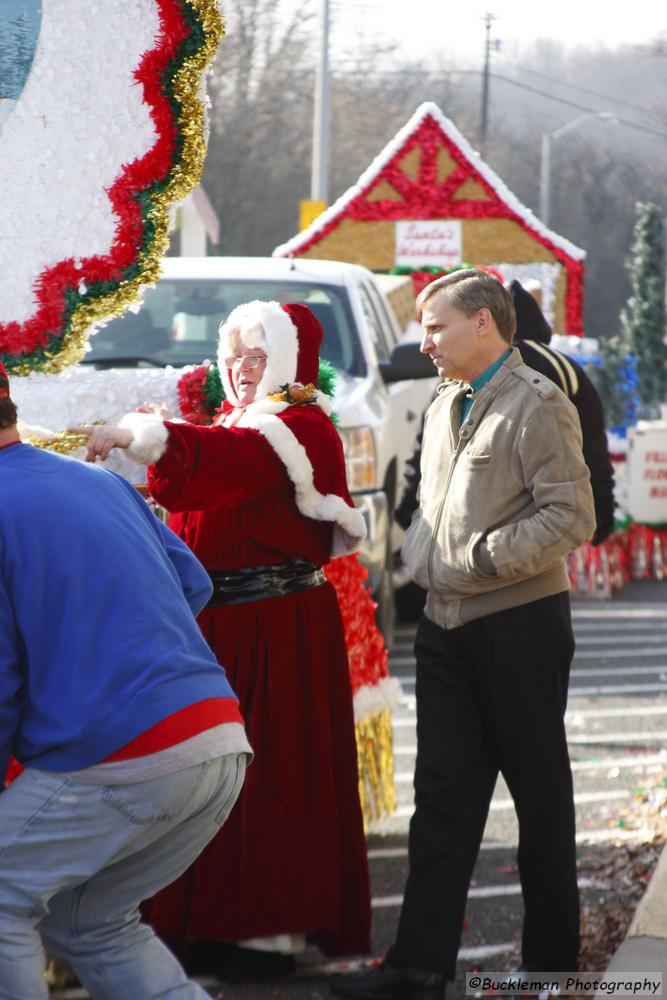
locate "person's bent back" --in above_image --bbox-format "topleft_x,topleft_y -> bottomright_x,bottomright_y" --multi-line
0,444 -> 243,772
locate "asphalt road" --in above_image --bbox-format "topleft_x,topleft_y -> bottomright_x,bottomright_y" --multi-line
51,579 -> 667,1000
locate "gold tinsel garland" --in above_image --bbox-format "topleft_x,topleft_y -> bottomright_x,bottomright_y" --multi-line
267,382 -> 317,404
24,431 -> 90,455
355,707 -> 397,829
13,0 -> 224,377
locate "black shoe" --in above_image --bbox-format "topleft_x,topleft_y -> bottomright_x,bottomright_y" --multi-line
214,944 -> 296,983
330,959 -> 446,1000
185,941 -> 234,975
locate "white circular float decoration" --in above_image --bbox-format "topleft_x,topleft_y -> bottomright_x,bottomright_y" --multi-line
0,0 -> 223,376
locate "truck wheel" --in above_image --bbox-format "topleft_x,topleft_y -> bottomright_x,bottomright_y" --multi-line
375,534 -> 395,650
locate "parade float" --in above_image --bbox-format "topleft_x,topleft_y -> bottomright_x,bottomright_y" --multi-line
0,0 -> 395,824
274,100 -> 586,336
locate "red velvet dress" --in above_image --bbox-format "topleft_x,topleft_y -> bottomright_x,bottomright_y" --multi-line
144,409 -> 372,957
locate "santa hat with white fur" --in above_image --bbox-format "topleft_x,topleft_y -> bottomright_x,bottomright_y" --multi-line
216,299 -> 329,406
218,301 -> 295,404
219,300 -> 365,554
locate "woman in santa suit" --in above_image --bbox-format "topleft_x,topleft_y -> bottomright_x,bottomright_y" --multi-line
83,301 -> 371,978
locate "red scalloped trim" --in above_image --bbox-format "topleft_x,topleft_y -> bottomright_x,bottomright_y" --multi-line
0,0 -> 189,359
289,115 -> 585,337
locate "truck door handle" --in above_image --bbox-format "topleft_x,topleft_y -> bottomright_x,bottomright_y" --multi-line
406,410 -> 417,422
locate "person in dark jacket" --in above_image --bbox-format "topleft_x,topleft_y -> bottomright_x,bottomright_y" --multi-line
393,279 -> 615,621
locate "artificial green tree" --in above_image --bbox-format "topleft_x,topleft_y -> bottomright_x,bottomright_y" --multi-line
620,201 -> 667,408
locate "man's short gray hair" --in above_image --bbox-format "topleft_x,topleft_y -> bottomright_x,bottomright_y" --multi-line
416,269 -> 516,344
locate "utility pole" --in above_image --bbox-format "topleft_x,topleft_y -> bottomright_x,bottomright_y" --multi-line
310,0 -> 331,205
479,12 -> 496,155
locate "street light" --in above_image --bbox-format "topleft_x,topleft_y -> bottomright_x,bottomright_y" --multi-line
539,112 -> 618,227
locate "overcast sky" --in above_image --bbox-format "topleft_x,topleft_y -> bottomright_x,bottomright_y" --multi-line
328,0 -> 667,65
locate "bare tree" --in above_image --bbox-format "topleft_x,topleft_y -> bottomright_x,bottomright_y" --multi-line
201,0 -> 315,255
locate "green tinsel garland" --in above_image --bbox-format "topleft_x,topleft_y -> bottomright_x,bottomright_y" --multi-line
203,364 -> 224,412
389,263 -> 476,277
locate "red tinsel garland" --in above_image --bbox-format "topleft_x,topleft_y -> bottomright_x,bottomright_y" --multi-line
324,554 -> 389,695
177,365 -> 214,425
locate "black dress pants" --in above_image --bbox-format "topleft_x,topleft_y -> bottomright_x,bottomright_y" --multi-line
388,592 -> 579,978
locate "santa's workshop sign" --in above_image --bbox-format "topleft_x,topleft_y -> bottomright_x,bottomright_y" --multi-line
395,220 -> 462,268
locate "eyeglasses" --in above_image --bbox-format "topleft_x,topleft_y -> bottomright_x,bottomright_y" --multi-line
224,355 -> 267,369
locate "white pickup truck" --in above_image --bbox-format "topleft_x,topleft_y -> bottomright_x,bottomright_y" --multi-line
13,256 -> 437,643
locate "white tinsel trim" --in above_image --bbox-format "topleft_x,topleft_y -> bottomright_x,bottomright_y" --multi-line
353,676 -> 403,725
273,101 -> 585,263
119,412 -> 169,465
217,300 -> 298,405
238,410 -> 366,554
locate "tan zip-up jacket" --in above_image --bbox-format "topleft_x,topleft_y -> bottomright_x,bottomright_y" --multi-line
402,347 -> 596,630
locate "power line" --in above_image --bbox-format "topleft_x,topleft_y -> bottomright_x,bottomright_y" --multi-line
329,64 -> 667,139
490,73 -> 667,138
494,55 -> 660,117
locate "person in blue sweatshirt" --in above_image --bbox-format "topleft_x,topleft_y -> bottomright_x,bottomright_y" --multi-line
0,362 -> 251,1000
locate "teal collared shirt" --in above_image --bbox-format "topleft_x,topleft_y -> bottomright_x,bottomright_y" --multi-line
460,349 -> 512,425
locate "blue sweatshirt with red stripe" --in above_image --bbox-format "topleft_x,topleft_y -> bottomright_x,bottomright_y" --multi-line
0,442 -> 242,778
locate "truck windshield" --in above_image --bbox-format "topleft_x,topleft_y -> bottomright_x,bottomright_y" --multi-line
84,279 -> 366,376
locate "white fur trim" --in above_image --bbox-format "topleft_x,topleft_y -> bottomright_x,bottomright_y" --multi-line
313,389 -> 332,416
119,411 -> 169,465
353,676 -> 402,725
217,300 -> 299,405
238,397 -> 290,417
331,525 -> 363,558
238,410 -> 366,555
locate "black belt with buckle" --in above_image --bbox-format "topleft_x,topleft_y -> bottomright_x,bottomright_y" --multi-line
206,559 -> 326,607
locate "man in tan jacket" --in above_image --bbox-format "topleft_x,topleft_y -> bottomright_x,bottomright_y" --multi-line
332,270 -> 595,1000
